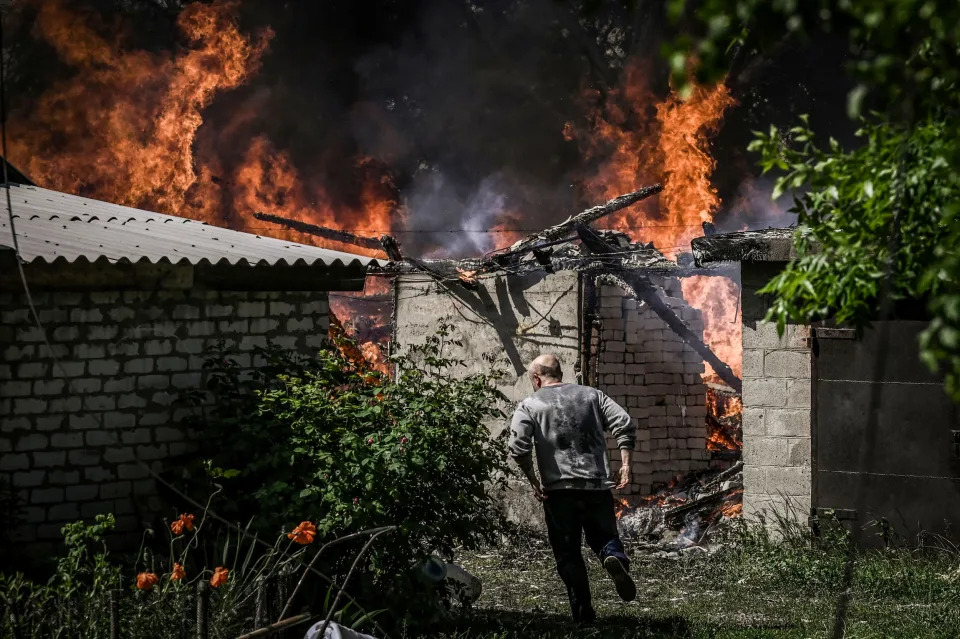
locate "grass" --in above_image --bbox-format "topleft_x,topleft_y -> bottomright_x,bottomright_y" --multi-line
403,518 -> 960,638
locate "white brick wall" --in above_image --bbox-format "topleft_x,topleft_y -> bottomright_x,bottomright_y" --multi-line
594,276 -> 712,502
1,288 -> 330,547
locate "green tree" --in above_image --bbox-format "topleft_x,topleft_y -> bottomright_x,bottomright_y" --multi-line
670,0 -> 960,397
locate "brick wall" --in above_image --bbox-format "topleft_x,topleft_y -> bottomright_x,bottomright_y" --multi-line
594,277 -> 711,501
1,288 -> 329,552
740,262 -> 812,520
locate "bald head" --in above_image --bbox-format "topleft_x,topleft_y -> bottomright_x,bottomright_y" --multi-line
529,353 -> 563,389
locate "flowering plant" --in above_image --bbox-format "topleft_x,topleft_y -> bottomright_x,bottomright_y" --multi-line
193,326 -> 512,577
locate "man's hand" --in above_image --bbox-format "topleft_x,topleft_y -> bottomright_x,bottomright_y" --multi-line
615,447 -> 633,490
516,454 -> 547,501
530,480 -> 547,502
615,464 -> 631,490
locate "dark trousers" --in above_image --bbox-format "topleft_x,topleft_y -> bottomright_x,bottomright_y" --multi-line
542,489 -> 628,620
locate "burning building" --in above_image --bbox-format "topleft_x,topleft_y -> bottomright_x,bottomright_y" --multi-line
375,204 -> 744,536
4,0 -> 835,549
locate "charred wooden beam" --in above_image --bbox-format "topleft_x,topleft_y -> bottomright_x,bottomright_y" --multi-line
664,486 -> 740,523
708,460 -> 744,486
375,233 -> 462,285
253,212 -> 384,251
485,184 -> 663,268
378,233 -> 404,262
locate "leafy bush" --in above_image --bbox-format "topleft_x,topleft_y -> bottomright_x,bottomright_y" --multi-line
1,515 -> 121,638
190,326 -> 513,579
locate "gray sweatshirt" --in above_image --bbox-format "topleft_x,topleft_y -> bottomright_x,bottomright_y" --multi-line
508,383 -> 635,491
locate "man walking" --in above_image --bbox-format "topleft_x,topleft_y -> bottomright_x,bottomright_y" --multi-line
508,353 -> 637,623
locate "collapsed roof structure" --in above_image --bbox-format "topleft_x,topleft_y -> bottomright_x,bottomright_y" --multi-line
258,186 -> 742,391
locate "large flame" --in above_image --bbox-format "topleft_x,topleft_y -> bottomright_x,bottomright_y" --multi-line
566,61 -> 734,259
12,3 -> 749,382
681,275 -> 743,382
655,84 -> 735,252
9,0 -> 398,258
565,62 -> 741,392
329,277 -> 393,374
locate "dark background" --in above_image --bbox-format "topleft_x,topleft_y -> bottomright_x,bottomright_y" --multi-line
4,0 -> 856,256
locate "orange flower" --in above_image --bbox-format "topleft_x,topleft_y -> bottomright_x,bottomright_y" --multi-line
170,514 -> 195,535
170,563 -> 186,581
210,566 -> 229,588
136,572 -> 159,591
287,521 -> 317,545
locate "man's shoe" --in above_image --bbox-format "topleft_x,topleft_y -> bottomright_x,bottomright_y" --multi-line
602,555 -> 636,602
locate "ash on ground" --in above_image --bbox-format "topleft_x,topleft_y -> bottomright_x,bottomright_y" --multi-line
617,461 -> 743,559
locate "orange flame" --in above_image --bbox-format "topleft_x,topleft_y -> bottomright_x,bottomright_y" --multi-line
566,63 -> 741,389
655,84 -> 735,251
9,1 -> 399,258
329,278 -> 393,375
706,428 -> 740,452
707,388 -> 743,420
487,211 -> 528,252
567,61 -> 735,259
721,489 -> 744,518
681,275 -> 743,383
455,267 -> 479,283
706,386 -> 742,451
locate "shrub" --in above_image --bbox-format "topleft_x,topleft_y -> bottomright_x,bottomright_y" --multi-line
191,325 -> 513,579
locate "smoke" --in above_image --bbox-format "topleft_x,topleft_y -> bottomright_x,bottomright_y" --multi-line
403,170 -> 515,258
349,0 -> 593,255
6,0 -> 849,257
718,176 -> 798,233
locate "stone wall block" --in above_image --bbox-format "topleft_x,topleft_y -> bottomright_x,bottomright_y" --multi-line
237,302 -> 266,317
763,350 -> 811,379
765,409 -> 811,438
764,466 -> 811,497
70,308 -> 103,323
89,360 -> 121,375
87,326 -> 120,341
786,379 -> 811,408
743,378 -> 786,408
286,317 -> 314,332
787,438 -> 811,467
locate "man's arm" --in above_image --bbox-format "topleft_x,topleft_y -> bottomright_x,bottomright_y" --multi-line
508,405 -> 546,501
599,391 -> 636,490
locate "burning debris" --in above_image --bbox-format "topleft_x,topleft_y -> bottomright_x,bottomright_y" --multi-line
483,184 -> 664,271
706,384 -> 743,455
617,462 -> 744,556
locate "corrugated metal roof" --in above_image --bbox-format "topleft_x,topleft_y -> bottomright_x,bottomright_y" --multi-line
0,184 -> 377,269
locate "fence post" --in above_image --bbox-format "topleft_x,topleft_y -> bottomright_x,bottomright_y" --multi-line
109,589 -> 120,639
196,581 -> 209,639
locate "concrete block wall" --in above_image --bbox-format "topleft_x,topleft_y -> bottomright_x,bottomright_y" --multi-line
595,277 -> 711,501
740,262 -> 813,520
0,288 -> 329,550
393,271 -> 582,529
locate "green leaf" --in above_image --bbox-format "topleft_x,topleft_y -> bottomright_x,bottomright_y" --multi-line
846,84 -> 867,119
